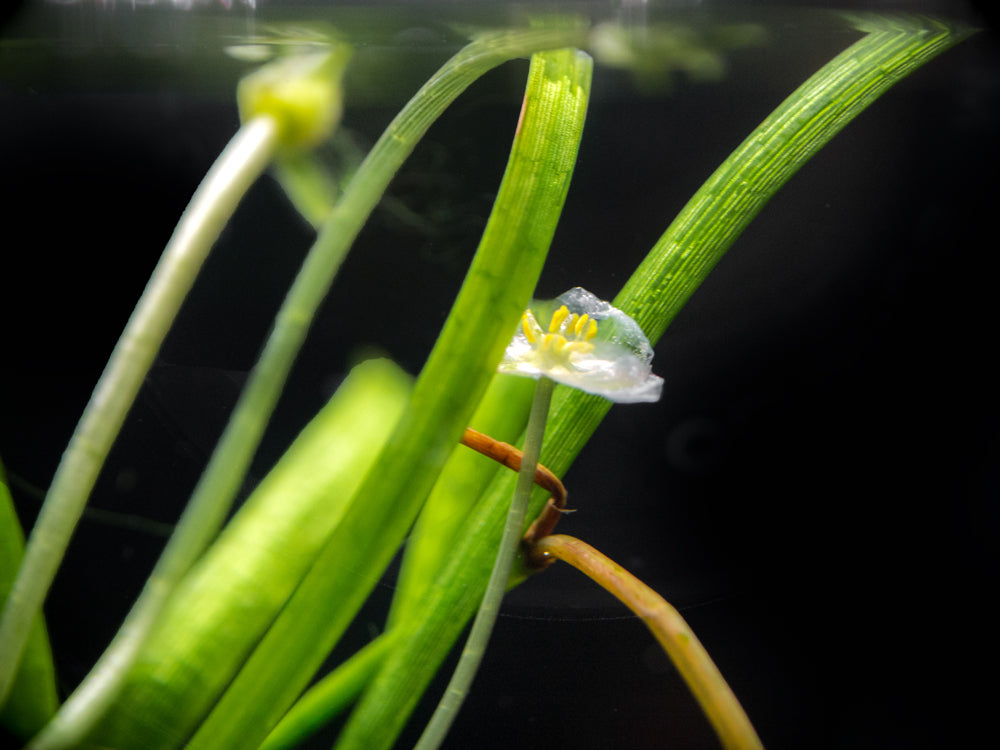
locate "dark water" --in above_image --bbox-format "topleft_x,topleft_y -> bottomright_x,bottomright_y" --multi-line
2,1 -> 999,748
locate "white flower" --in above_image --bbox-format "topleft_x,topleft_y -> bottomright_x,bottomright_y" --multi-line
498,287 -> 663,403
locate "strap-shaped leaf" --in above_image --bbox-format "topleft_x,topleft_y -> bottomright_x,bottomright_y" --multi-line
335,18 -> 970,750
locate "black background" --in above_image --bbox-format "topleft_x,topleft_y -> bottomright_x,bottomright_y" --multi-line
2,1 -> 998,748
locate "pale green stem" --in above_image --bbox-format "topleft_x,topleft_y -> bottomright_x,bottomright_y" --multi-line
28,30 -> 587,749
0,115 -> 280,710
332,21 -> 971,750
179,45 -> 588,750
413,376 -> 554,750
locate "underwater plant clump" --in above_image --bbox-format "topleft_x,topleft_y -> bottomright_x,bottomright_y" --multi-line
1,3 -> 992,749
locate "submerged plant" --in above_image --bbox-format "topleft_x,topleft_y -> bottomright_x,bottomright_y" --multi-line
0,8 -> 975,750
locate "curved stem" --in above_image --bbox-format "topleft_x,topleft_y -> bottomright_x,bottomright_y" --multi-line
248,424 -> 566,750
0,115 -> 279,710
414,376 -> 554,750
323,21 -> 968,750
33,28 -> 589,750
527,534 -> 764,750
183,44 -> 589,750
460,428 -> 566,517
459,427 -> 568,543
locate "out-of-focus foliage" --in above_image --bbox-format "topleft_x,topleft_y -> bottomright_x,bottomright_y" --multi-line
589,21 -> 768,93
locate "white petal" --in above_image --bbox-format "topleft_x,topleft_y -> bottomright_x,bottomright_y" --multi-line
498,287 -> 663,404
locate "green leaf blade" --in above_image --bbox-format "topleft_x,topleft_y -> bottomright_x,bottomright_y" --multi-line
0,460 -> 58,742
331,18 -> 971,750
186,45 -> 592,750
329,47 -> 593,750
86,358 -> 412,750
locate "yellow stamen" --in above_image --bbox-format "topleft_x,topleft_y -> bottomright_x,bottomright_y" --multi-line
549,305 -> 570,333
518,304 -> 600,368
521,310 -> 539,344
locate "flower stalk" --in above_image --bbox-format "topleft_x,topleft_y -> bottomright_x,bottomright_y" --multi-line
169,42 -> 591,750
333,20 -> 971,750
414,376 -> 555,750
418,285 -> 664,749
527,534 -> 765,750
0,114 -> 280,714
17,41 -> 353,750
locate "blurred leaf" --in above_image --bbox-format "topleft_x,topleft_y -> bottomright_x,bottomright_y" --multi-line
388,372 -> 535,628
272,130 -> 365,230
88,358 -> 411,749
186,40 -> 591,750
589,20 -> 768,93
0,459 -> 58,742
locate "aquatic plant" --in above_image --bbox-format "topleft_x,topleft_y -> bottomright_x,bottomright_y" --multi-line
0,8 -> 975,750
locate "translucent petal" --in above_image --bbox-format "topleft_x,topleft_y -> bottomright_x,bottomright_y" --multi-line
498,287 -> 663,404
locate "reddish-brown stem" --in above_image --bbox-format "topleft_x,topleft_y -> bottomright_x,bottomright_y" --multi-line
526,534 -> 765,750
460,428 -> 763,748
459,427 -> 567,541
